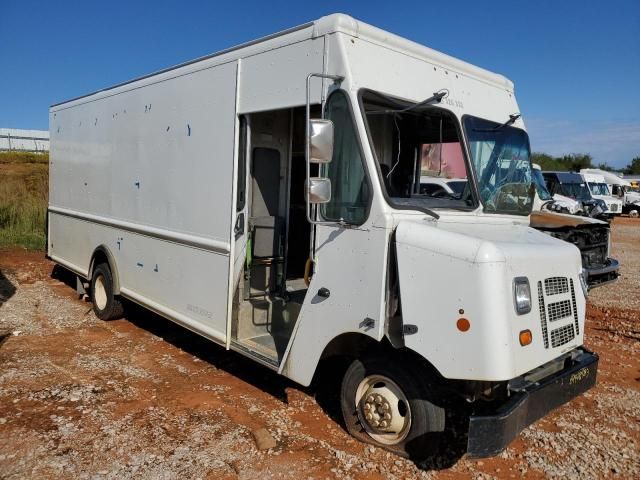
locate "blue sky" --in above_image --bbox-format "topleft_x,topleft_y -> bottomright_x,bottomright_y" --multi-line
1,0 -> 638,168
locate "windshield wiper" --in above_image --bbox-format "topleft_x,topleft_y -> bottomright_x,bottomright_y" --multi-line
473,113 -> 521,132
367,90 -> 448,115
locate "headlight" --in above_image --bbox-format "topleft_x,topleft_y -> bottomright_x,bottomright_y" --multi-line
579,269 -> 589,298
513,277 -> 531,315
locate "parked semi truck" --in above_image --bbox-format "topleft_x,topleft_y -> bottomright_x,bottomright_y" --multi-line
48,14 -> 598,459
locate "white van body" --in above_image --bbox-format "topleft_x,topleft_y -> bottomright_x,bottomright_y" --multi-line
580,171 -> 623,216
582,168 -> 640,217
48,14 -> 598,458
531,164 -> 582,214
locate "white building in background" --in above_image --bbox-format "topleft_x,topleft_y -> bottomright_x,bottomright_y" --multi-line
0,128 -> 49,152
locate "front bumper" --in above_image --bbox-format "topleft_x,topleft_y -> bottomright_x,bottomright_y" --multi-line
586,258 -> 620,289
467,347 -> 598,457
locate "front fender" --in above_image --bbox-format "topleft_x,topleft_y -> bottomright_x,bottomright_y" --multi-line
394,219 -> 585,381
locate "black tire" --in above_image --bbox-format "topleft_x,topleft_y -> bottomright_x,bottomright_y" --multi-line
90,263 -> 124,320
340,356 -> 445,460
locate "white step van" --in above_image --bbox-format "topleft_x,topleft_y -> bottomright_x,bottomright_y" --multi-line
48,14 -> 598,459
582,168 -> 640,218
581,171 -> 623,218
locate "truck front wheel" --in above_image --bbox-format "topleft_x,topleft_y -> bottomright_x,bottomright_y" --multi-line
90,263 -> 124,320
340,356 -> 445,459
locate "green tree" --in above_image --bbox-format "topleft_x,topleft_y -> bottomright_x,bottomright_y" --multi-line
556,154 -> 592,171
532,152 -> 593,171
596,162 -> 615,172
531,152 -> 557,170
623,156 -> 640,175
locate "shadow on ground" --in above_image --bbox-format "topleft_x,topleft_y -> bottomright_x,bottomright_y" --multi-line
0,269 -> 17,309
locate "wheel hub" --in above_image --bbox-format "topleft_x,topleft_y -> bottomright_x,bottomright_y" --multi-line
361,393 -> 392,429
355,375 -> 411,444
94,275 -> 108,311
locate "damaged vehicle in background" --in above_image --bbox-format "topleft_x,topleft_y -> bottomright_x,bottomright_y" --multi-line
542,171 -> 608,220
532,164 -> 582,215
531,165 -> 619,288
581,171 -> 623,219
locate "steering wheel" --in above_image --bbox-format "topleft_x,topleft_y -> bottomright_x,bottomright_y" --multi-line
483,183 -> 528,210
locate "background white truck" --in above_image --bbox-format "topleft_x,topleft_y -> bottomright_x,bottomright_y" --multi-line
580,171 -> 623,218
532,164 -> 582,215
48,14 -> 598,459
582,168 -> 640,218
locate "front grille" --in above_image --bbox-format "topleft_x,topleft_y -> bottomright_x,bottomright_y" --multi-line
551,324 -> 576,347
538,276 -> 580,349
537,282 -> 549,348
544,277 -> 569,296
547,300 -> 572,322
610,204 -> 618,212
570,279 -> 580,335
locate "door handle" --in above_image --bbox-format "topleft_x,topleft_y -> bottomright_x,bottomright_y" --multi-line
317,287 -> 330,298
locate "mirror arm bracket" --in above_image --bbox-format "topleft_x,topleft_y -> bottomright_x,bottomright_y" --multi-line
306,73 -> 344,226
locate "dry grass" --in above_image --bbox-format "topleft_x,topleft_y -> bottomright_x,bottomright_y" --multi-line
0,151 -> 49,164
0,151 -> 49,250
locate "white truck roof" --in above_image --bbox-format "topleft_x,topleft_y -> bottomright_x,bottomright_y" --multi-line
581,172 -> 606,183
580,168 -> 630,186
52,13 -> 513,109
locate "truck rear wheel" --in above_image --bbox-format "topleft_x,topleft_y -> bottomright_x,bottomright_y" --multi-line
91,263 -> 124,320
340,356 -> 445,460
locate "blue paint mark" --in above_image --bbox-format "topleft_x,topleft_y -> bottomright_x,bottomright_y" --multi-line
154,264 -> 159,272
136,262 -> 144,268
135,182 -> 140,189
187,124 -> 191,136
166,126 -> 170,131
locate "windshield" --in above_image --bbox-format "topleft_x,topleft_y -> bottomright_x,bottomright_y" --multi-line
561,182 -> 592,201
588,182 -> 610,196
532,168 -> 552,201
463,116 -> 534,215
361,90 -> 475,211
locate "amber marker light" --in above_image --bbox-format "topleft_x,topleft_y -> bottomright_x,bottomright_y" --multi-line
519,329 -> 532,346
456,318 -> 470,332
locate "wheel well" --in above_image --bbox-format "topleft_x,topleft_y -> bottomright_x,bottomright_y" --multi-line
89,246 -> 120,294
315,332 -> 444,383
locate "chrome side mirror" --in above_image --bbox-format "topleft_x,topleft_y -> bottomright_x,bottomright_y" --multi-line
306,177 -> 331,204
310,119 -> 334,164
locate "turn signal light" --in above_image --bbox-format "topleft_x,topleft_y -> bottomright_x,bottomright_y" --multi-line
456,318 -> 470,332
519,329 -> 532,346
